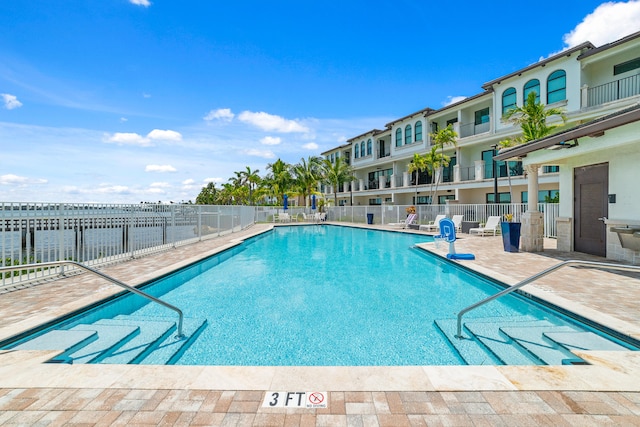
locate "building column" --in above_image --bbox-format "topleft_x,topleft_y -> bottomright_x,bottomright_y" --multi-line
521,164 -> 544,252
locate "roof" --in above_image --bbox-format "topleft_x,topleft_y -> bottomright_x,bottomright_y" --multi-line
494,104 -> 640,160
345,129 -> 386,143
385,107 -> 435,128
578,30 -> 640,60
481,42 -> 594,90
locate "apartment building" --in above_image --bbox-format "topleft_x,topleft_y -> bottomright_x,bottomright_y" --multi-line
321,32 -> 639,205
321,31 -> 640,261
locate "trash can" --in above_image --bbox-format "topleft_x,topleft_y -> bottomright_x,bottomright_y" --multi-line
366,213 -> 374,224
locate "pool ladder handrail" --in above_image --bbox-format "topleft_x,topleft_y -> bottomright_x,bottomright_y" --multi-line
456,259 -> 640,339
0,261 -> 185,339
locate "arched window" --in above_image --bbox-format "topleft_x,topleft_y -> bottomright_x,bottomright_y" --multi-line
366,138 -> 372,155
360,141 -> 365,157
415,121 -> 423,141
354,144 -> 359,158
502,87 -> 517,115
523,79 -> 540,104
405,125 -> 412,145
547,70 -> 566,104
395,128 -> 402,147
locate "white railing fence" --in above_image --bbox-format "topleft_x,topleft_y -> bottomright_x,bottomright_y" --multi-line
2,201 -> 559,289
1,202 -> 254,289
325,203 -> 559,237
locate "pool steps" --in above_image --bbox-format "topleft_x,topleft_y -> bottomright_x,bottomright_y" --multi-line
435,316 -> 632,366
13,315 -> 207,365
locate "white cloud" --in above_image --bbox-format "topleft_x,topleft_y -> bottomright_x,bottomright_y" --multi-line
443,96 -> 467,107
238,111 -> 309,133
150,182 -> 171,188
95,185 -> 131,194
1,94 -> 23,110
204,177 -> 225,183
182,179 -> 195,185
129,0 -> 151,7
104,132 -> 152,147
243,148 -> 276,159
145,165 -> 177,173
204,108 -> 235,122
260,136 -> 282,145
120,117 -> 128,122
302,142 -> 319,150
147,129 -> 182,141
564,1 -> 640,48
0,174 -> 47,185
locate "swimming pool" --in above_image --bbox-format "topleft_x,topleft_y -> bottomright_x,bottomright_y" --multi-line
3,225 -> 637,365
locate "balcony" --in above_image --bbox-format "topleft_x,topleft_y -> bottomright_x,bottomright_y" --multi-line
459,121 -> 490,138
587,74 -> 640,107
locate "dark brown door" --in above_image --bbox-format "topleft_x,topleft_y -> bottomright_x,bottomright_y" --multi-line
574,163 -> 608,256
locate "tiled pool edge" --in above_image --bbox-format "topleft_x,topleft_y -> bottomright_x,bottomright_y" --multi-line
1,223 -> 639,394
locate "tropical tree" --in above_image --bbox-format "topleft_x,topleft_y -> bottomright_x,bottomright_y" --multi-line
407,153 -> 428,206
292,156 -> 323,209
238,166 -> 261,205
320,157 -> 355,207
500,91 -> 567,201
423,146 -> 449,205
195,182 -> 218,205
429,124 -> 457,202
264,158 -> 293,207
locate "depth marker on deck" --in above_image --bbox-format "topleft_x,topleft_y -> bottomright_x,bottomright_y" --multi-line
262,391 -> 328,408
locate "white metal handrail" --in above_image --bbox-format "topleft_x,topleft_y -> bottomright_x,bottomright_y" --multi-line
456,259 -> 640,338
0,261 -> 185,338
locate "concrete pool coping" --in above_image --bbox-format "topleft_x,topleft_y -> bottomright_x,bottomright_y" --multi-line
1,222 -> 640,394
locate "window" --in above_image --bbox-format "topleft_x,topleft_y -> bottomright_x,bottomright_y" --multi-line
369,198 -> 382,206
482,149 -> 495,179
614,57 -> 640,75
330,153 -> 335,163
360,141 -> 365,157
442,156 -> 456,183
405,125 -> 412,145
415,195 -> 432,205
366,139 -> 372,156
395,128 -> 402,147
486,192 -> 511,203
439,195 -> 455,204
543,165 -> 559,173
474,108 -> 490,125
547,70 -> 566,104
354,144 -> 359,158
522,190 -> 559,203
446,117 -> 458,126
502,87 -> 517,115
415,121 -> 423,142
431,122 -> 438,133
523,79 -> 540,103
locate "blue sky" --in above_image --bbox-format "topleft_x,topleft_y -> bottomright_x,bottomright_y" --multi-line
1,0 -> 639,203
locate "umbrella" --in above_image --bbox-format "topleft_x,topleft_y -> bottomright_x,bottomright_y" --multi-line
283,194 -> 288,210
311,195 -> 316,210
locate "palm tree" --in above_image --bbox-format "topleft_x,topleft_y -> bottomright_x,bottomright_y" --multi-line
503,91 -> 567,142
500,91 -> 567,201
195,182 -> 218,205
264,159 -> 292,207
408,153 -> 428,206
423,146 -> 448,205
292,156 -> 323,209
320,157 -> 355,208
238,166 -> 261,205
429,124 -> 457,203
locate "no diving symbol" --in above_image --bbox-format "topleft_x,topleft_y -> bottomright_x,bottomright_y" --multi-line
308,392 -> 324,405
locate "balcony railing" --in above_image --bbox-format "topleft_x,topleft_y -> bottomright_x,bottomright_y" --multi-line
459,121 -> 490,138
587,74 -> 640,107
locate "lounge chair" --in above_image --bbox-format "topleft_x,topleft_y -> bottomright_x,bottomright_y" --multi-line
419,214 -> 446,232
278,212 -> 291,223
389,213 -> 417,229
452,215 -> 464,232
469,216 -> 501,236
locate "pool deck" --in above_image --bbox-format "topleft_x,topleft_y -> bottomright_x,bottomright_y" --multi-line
1,222 -> 640,425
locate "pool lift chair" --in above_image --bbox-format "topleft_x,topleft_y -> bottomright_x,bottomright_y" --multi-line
436,218 -> 475,261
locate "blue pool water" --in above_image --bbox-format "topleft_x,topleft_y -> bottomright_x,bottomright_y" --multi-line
5,225 -> 637,365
